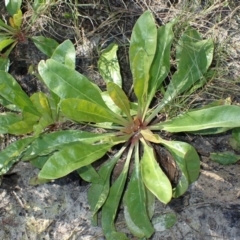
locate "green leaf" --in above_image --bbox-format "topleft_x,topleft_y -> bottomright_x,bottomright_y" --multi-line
0,96 -> 20,111
32,116 -> 54,137
105,232 -> 129,240
32,0 -> 46,12
31,36 -> 59,57
0,35 -> 10,40
123,207 -> 145,238
77,165 -> 100,183
5,0 -> 22,16
148,19 -> 175,95
154,105 -> 240,132
47,91 -> 60,122
152,213 -> 177,231
0,19 -> 15,31
188,127 -> 232,135
229,127 -> 240,151
0,39 -> 15,51
98,43 -> 122,87
0,137 -> 34,175
29,176 -> 51,186
38,59 -> 107,107
7,112 -> 39,135
51,39 -> 75,69
22,130 -> 107,160
123,167 -> 154,238
107,82 -> 131,120
162,27 -> 214,105
146,187 -> 155,219
0,71 -> 40,116
160,139 -> 200,197
232,127 -> 240,143
38,142 -> 112,179
101,147 -> 133,239
31,155 -> 49,169
0,112 -> 21,134
88,148 -> 124,223
0,57 -> 10,71
141,141 -> 172,204
61,98 -> 126,125
210,152 -> 240,165
129,11 -> 157,105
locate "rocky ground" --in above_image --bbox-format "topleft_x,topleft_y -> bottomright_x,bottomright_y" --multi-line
1,0 -> 240,239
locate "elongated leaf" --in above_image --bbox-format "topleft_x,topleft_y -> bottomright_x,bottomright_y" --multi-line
101,91 -> 121,115
160,139 -> 200,197
12,9 -> 22,28
98,43 -> 122,87
124,207 -> 145,238
5,0 -> 22,16
32,0 -> 46,12
210,152 -> 240,165
0,112 -> 21,134
105,232 -> 128,240
154,105 -> 240,132
162,27 -> 214,104
51,39 -> 75,69
31,36 -> 59,57
141,129 -> 161,143
0,36 -> 10,41
229,127 -> 240,151
141,142 -> 172,204
148,19 -> 175,95
0,57 -> 10,71
30,92 -> 53,119
0,96 -> 20,111
61,98 -> 125,125
146,187 -> 155,219
22,130 -> 108,160
88,149 -> 124,223
7,112 -> 39,135
129,11 -> 157,104
38,59 -> 107,107
107,82 -> 131,120
124,167 -> 154,238
102,147 -> 133,239
30,92 -> 54,135
232,127 -> 240,143
0,39 -> 15,51
31,155 -> 49,169
77,165 -> 100,183
0,71 -> 40,116
32,116 -> 54,137
0,137 -> 34,175
47,91 -> 60,122
29,176 -> 51,186
0,19 -> 16,31
38,142 -> 112,179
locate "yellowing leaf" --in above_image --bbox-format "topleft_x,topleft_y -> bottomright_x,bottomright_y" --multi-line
13,9 -> 22,28
107,82 -> 131,120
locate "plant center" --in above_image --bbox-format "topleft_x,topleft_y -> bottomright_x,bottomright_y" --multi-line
122,117 -> 148,143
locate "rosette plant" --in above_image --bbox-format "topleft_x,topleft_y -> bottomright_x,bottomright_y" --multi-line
1,11 -> 240,239
0,0 -> 59,71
